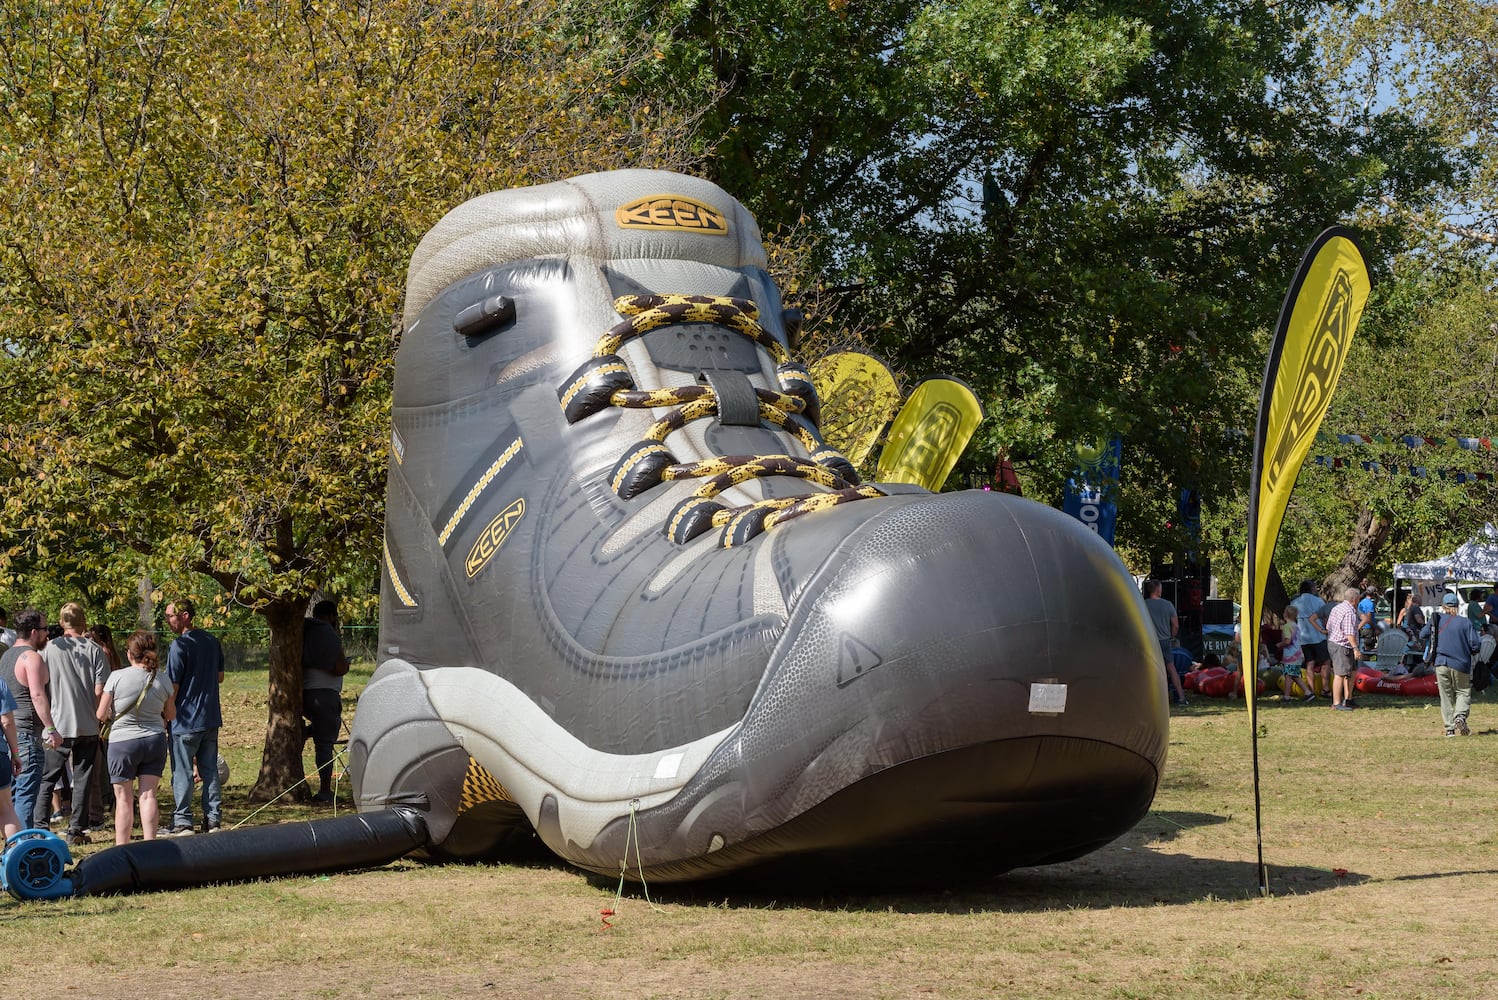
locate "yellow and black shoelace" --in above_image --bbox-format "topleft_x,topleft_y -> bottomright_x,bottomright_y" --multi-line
558,294 -> 883,547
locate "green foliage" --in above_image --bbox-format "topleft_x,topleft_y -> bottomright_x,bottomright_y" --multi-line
571,0 -> 1452,563
1272,260 -> 1498,584
0,0 -> 689,610
1259,2 -> 1498,589
0,0 -> 694,791
1324,0 -> 1498,236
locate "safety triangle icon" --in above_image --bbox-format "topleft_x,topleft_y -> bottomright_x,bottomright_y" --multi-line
834,634 -> 883,688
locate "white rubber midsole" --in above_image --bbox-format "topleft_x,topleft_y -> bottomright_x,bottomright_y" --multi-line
420,665 -> 734,849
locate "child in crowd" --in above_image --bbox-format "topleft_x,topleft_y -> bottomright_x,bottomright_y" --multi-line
1278,606 -> 1309,700
1,676 -> 22,837
1223,634 -> 1243,673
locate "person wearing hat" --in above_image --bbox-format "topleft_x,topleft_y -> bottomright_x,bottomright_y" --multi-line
1419,592 -> 1484,737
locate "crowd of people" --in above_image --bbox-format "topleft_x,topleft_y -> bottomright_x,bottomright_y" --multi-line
1310,580 -> 1496,735
1146,576 -> 1498,737
0,596 -> 350,848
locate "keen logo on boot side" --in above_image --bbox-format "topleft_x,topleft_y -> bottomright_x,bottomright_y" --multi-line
465,498 -> 525,579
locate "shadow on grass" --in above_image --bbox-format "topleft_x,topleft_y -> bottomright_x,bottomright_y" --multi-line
1388,867 -> 1498,882
1178,693 -> 1442,716
597,848 -> 1364,912
6,811 -> 1379,917
1133,809 -> 1228,842
570,809 -> 1352,912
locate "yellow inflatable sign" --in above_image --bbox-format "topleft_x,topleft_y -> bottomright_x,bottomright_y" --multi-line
810,351 -> 902,467
876,377 -> 985,491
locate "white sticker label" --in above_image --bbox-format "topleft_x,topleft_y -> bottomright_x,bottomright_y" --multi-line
653,752 -> 684,780
1028,682 -> 1068,714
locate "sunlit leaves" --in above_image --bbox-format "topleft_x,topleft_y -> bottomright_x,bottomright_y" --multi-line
0,0 -> 696,793
0,0 -> 688,619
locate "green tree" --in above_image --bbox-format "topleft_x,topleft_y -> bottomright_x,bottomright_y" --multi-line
0,0 -> 694,798
1261,261 -> 1498,599
571,0 -> 1450,559
1325,0 -> 1498,243
1243,0 -> 1498,598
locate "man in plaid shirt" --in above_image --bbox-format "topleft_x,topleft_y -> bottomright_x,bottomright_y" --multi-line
1325,586 -> 1363,711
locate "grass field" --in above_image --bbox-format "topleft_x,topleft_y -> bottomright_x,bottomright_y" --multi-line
3,665 -> 1496,999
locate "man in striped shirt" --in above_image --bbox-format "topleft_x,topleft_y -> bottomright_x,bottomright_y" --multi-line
1325,586 -> 1363,711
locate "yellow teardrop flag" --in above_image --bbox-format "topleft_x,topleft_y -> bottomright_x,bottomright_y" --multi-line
810,351 -> 902,467
1243,229 -> 1371,723
875,376 -> 985,491
1242,226 -> 1371,895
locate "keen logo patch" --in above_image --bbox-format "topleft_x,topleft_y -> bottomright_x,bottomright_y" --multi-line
1264,267 -> 1357,496
615,195 -> 729,236
465,498 -> 525,578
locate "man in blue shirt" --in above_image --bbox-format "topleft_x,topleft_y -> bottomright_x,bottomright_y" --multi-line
165,598 -> 224,834
1356,588 -> 1379,655
1289,580 -> 1330,699
1421,592 -> 1483,737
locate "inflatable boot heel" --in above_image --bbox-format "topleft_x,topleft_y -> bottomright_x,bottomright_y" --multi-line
350,657 -> 540,862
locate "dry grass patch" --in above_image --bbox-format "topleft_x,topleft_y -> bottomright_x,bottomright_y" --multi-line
4,670 -> 1496,999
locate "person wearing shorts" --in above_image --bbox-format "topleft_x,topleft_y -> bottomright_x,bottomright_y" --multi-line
1143,580 -> 1188,706
97,630 -> 175,844
1325,586 -> 1363,710
1278,606 -> 1309,700
1289,580 -> 1330,698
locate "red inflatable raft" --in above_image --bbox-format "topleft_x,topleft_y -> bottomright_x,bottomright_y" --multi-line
1182,667 -> 1266,698
1181,665 -> 1438,699
1353,665 -> 1437,697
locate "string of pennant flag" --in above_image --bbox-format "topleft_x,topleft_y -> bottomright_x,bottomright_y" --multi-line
1308,430 -> 1497,482
1317,431 -> 1494,450
1309,455 -> 1494,481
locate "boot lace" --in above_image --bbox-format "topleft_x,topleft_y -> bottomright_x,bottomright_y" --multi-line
558,294 -> 884,547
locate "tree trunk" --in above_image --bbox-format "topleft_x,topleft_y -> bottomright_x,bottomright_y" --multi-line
249,597 -> 308,802
1323,509 -> 1394,601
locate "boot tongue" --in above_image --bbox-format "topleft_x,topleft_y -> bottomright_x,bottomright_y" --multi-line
642,323 -> 811,501
601,265 -> 766,373
700,370 -> 760,426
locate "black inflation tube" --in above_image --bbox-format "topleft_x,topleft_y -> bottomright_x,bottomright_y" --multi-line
68,807 -> 430,897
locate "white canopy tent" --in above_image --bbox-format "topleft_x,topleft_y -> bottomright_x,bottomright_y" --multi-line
1393,523 -> 1498,582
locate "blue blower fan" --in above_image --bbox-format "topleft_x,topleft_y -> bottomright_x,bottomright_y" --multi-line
2,829 -> 76,901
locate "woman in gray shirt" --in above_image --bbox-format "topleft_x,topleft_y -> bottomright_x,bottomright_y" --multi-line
97,630 -> 175,844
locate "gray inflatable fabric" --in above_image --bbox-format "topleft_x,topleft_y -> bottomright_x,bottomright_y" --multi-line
349,170 -> 1168,885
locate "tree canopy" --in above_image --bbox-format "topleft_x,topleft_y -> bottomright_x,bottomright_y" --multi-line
574,0 -> 1453,564
0,0 -> 693,796
0,0 -> 1491,795
1241,0 -> 1498,596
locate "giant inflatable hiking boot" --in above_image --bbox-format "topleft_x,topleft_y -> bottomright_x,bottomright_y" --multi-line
350,170 -> 1168,885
